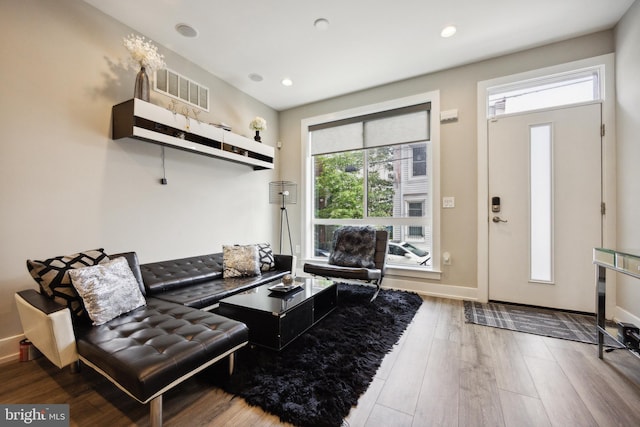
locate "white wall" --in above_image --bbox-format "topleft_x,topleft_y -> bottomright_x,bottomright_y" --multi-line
0,0 -> 281,361
615,1 -> 640,321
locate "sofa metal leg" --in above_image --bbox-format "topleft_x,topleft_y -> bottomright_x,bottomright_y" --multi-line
69,360 -> 80,374
150,395 -> 162,427
228,352 -> 235,376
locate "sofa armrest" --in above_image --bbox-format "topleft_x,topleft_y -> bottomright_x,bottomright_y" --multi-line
274,254 -> 295,273
15,289 -> 78,369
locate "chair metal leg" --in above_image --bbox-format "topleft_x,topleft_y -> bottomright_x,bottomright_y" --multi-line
370,280 -> 382,302
150,395 -> 162,427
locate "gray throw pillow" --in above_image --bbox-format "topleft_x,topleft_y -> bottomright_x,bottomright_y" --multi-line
328,226 -> 377,269
69,256 -> 146,326
223,245 -> 261,278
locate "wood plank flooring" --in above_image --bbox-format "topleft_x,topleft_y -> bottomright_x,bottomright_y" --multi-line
2,296 -> 640,426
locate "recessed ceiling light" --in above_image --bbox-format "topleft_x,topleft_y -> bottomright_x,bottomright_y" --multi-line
440,25 -> 457,38
281,78 -> 293,87
175,23 -> 198,38
248,73 -> 264,82
314,18 -> 330,30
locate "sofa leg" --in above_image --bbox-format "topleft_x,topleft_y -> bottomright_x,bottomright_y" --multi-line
150,395 -> 162,427
228,352 -> 235,376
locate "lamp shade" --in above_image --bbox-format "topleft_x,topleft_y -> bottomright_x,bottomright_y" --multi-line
269,181 -> 297,205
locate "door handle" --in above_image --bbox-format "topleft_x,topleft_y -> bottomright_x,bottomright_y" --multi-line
492,216 -> 508,223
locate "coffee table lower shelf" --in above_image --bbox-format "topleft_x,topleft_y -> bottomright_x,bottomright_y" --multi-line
217,277 -> 337,351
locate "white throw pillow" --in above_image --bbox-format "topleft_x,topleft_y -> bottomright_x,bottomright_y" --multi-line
69,256 -> 146,325
256,242 -> 276,272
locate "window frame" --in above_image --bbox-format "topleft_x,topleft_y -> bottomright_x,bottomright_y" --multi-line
486,66 -> 603,118
301,91 -> 441,278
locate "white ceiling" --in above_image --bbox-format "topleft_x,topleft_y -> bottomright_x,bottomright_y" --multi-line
84,0 -> 635,111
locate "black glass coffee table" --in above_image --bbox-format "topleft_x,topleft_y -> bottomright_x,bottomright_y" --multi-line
217,276 -> 337,350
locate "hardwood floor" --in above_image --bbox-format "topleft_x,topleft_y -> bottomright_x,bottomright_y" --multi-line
2,296 -> 640,426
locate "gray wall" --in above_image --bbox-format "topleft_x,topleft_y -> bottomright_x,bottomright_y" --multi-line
0,0 -> 280,356
279,31 -> 615,291
615,1 -> 640,319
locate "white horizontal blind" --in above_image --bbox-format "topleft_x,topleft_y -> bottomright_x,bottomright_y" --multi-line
364,111 -> 428,148
310,122 -> 362,155
309,103 -> 430,155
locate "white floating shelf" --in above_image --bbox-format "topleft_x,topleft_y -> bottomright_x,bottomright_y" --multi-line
112,99 -> 274,170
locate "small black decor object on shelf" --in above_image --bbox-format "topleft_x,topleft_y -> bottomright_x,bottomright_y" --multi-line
254,130 -> 261,142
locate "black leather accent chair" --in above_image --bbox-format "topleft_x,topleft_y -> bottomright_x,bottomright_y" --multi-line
304,228 -> 389,301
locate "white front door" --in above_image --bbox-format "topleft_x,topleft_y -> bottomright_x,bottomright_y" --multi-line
488,103 -> 602,313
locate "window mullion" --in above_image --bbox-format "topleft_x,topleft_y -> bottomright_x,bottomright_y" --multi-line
363,132 -> 369,219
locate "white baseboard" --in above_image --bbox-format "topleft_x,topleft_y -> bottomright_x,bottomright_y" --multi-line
296,269 -> 478,301
614,306 -> 640,326
383,276 -> 478,300
0,333 -> 24,365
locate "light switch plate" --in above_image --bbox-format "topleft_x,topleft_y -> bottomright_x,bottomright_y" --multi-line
443,197 -> 455,208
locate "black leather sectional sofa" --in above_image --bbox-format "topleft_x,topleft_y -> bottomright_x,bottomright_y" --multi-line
15,249 -> 294,427
140,251 -> 293,309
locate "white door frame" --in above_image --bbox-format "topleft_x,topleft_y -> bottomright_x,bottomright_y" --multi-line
476,53 -> 617,316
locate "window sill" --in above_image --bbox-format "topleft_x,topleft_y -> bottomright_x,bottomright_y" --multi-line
386,266 -> 441,280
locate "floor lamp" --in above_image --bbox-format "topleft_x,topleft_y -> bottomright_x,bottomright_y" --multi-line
269,181 -> 297,254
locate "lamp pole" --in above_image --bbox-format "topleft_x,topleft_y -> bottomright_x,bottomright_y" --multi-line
280,191 -> 293,255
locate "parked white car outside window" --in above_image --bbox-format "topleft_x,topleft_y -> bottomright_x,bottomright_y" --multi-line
387,241 -> 431,266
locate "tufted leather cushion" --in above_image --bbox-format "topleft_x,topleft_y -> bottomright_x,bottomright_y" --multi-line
75,298 -> 248,403
153,269 -> 289,308
140,253 -> 224,294
303,263 -> 382,281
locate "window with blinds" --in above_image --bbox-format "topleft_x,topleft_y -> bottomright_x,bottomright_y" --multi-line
308,102 -> 433,269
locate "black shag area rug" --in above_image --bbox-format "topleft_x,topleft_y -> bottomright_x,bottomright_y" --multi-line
464,300 -> 622,347
214,284 -> 423,427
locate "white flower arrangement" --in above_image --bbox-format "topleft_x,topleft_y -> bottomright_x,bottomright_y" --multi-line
249,116 -> 267,132
123,34 -> 166,71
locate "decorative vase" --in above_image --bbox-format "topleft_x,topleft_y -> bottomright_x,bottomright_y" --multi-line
134,66 -> 150,102
254,130 -> 261,142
